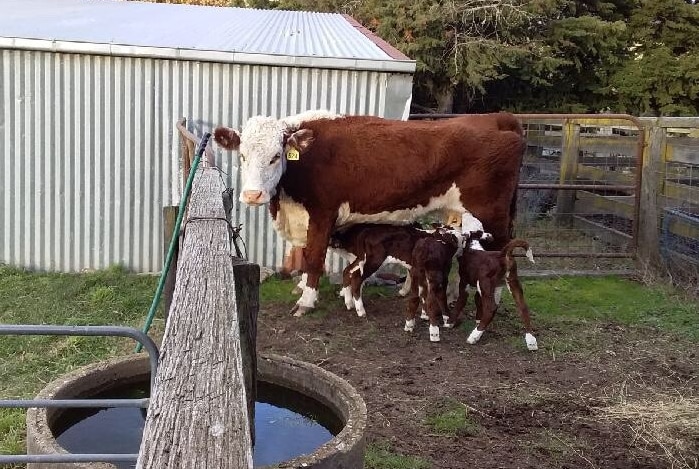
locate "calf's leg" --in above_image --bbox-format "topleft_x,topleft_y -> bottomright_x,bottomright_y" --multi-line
507,273 -> 538,351
467,279 -> 496,344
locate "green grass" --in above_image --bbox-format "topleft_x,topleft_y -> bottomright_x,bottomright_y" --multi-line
0,264 -> 158,456
425,399 -> 480,437
504,276 -> 699,340
364,442 -> 430,469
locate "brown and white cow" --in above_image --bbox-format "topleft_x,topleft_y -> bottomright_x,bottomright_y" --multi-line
214,111 -> 526,315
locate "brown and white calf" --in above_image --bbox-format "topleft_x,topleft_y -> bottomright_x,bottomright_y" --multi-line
404,226 -> 464,342
329,223 -> 426,316
328,221 -> 493,317
214,111 -> 525,316
449,232 -> 538,350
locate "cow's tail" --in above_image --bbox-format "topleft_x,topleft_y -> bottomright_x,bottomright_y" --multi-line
501,239 -> 534,276
502,113 -> 526,240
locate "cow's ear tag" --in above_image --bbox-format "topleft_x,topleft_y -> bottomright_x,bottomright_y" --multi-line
286,148 -> 300,161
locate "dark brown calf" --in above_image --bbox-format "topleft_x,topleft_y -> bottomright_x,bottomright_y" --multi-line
329,223 -> 438,317
450,234 -> 538,350
404,227 -> 463,342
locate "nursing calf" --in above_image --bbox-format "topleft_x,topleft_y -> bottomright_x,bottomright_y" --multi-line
450,233 -> 538,350
404,227 -> 464,342
329,223 -> 428,317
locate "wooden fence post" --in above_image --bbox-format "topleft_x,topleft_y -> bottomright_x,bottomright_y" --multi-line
161,206 -> 179,318
637,120 -> 667,270
556,120 -> 581,226
137,167 -> 255,469
231,257 -> 259,446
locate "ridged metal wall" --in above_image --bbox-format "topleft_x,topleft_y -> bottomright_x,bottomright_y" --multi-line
0,48 -> 411,272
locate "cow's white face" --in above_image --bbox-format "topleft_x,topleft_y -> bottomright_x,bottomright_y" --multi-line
214,115 -> 316,206
237,116 -> 287,205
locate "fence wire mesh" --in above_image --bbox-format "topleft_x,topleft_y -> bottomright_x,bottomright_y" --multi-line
659,125 -> 699,289
514,117 -> 639,274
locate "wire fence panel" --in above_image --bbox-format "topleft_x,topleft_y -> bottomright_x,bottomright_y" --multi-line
656,121 -> 699,288
515,117 -> 640,273
410,114 -> 644,275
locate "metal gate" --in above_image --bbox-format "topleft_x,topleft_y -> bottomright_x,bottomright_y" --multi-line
411,113 -> 645,275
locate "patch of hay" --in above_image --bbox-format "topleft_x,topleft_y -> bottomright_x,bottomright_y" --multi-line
596,396 -> 699,468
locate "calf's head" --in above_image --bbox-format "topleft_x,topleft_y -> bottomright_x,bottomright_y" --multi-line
214,116 -> 315,205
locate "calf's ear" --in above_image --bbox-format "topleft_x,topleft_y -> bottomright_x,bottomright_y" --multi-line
287,129 -> 315,154
214,127 -> 241,151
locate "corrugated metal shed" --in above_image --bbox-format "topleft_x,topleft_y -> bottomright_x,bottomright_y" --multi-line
0,0 -> 415,273
0,0 -> 414,72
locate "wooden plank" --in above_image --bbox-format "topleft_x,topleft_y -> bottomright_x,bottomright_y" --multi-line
573,215 -> 632,249
663,210 -> 699,240
654,116 -> 699,129
137,168 -> 254,469
666,137 -> 699,165
576,165 -> 635,186
527,134 -> 637,155
556,122 -> 580,225
575,191 -> 634,219
663,181 -> 699,203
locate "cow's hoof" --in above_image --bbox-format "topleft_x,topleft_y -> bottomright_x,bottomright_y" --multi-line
419,310 -> 429,321
466,328 -> 484,344
525,333 -> 538,351
443,322 -> 455,329
404,319 -> 415,332
290,304 -> 311,317
429,325 -> 440,342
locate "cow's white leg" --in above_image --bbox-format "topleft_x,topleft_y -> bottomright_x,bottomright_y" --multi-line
398,270 -> 412,296
443,315 -> 454,328
467,328 -> 484,344
494,286 -> 504,305
354,297 -> 366,317
525,332 -> 538,351
353,285 -> 366,317
429,325 -> 440,342
340,286 -> 354,310
418,285 -> 429,320
404,319 -> 416,332
292,272 -> 308,295
291,286 -> 318,317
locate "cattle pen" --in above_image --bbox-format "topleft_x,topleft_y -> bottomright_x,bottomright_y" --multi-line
406,114 -> 698,287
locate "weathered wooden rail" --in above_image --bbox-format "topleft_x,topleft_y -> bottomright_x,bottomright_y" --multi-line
137,165 -> 258,468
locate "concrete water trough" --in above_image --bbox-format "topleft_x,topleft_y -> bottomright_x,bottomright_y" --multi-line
26,353 -> 367,469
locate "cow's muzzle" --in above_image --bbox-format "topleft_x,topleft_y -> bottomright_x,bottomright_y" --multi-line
240,190 -> 268,205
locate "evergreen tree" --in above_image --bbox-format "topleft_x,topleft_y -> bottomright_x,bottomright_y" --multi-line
610,0 -> 699,115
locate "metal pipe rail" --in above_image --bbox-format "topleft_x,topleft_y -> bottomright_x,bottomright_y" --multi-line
0,324 -> 160,466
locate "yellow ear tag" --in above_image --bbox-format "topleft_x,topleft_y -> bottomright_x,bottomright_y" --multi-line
286,148 -> 300,161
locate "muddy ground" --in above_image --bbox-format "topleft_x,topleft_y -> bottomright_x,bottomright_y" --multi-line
256,283 -> 699,469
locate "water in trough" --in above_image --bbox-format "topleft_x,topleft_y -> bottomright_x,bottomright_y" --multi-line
53,380 -> 343,468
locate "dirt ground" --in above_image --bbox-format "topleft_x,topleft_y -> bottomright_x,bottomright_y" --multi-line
256,285 -> 699,469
